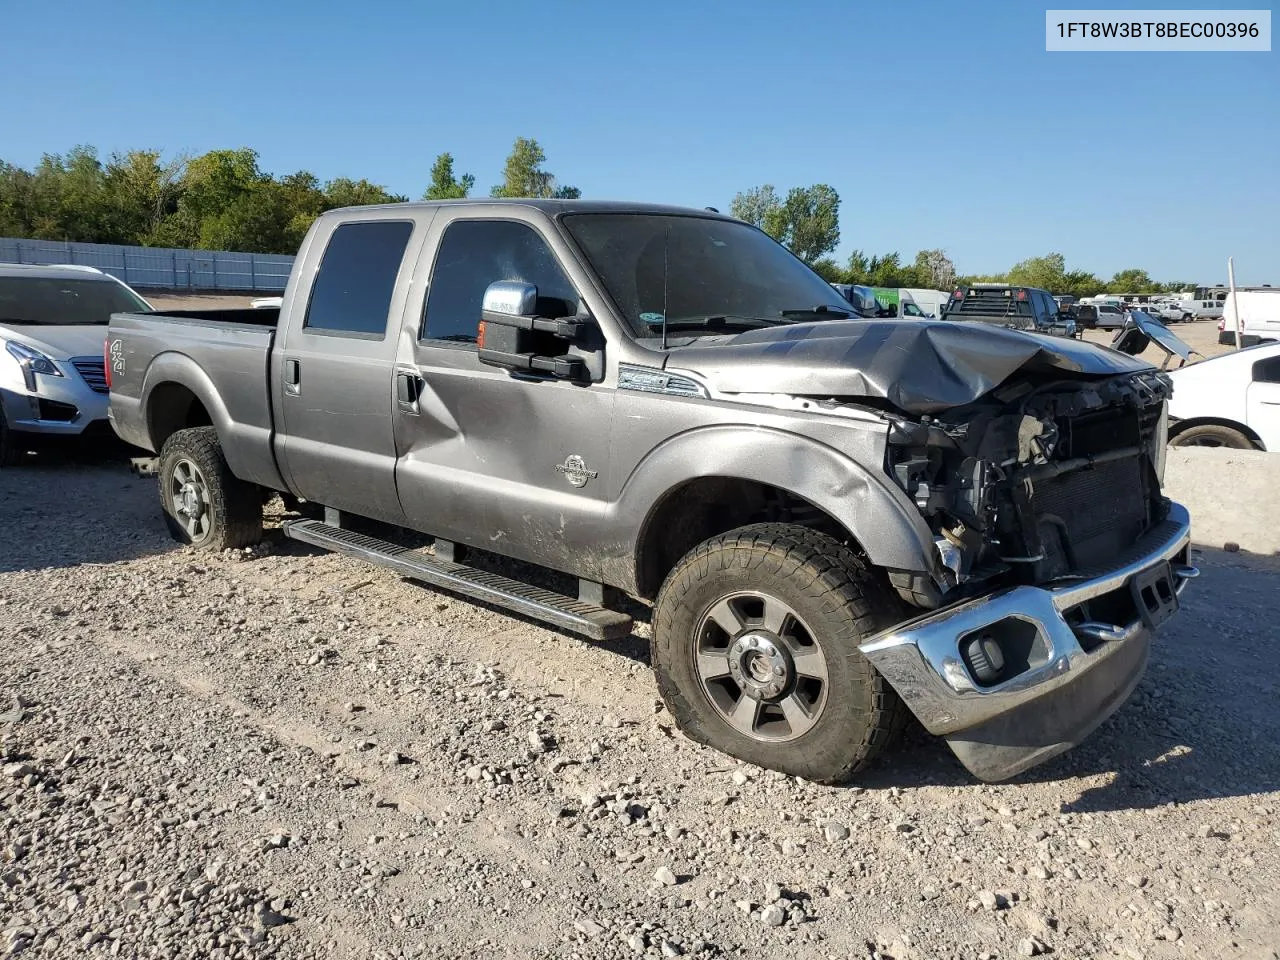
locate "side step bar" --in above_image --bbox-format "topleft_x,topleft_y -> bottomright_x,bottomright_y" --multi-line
281,519 -> 634,641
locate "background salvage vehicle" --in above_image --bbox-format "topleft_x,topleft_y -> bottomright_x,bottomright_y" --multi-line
106,200 -> 1196,783
1167,340 -> 1280,450
0,263 -> 150,466
941,284 -> 1077,338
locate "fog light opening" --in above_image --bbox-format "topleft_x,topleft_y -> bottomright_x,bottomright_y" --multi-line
963,633 -> 1006,685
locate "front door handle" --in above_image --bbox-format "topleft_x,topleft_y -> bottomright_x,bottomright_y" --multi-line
284,358 -> 301,397
396,371 -> 422,414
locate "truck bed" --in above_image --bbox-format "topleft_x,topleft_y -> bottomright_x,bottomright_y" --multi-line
155,307 -> 281,328
107,310 -> 284,490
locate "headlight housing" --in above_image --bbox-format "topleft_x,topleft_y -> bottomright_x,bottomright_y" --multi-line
5,341 -> 64,392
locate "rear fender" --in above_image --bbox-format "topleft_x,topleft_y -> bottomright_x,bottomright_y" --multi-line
140,353 -> 284,490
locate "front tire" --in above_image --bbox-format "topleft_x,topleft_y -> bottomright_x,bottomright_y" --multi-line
1169,423 -> 1255,450
651,523 -> 909,784
158,427 -> 263,550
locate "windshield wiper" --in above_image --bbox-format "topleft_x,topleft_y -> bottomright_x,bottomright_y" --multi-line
779,305 -> 853,320
659,315 -> 786,332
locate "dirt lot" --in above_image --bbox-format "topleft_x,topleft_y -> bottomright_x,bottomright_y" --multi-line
2,446 -> 1278,960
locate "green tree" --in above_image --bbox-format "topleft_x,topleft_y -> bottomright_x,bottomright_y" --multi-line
22,146 -> 111,242
1109,268 -> 1155,294
275,171 -> 326,250
729,184 -> 782,236
323,177 -> 407,209
731,183 -> 840,263
1059,269 -> 1105,298
154,148 -> 265,248
843,250 -> 871,284
865,252 -> 922,288
0,161 -> 35,237
101,149 -> 186,245
1006,253 -> 1067,292
808,257 -> 842,282
423,153 -> 475,200
912,248 -> 956,290
774,184 -> 840,264
489,137 -> 577,199
196,182 -> 292,253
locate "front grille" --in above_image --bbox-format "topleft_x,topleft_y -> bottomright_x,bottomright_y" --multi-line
70,357 -> 108,394
1032,455 -> 1150,571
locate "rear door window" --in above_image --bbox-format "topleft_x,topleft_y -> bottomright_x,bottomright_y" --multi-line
304,220 -> 414,338
421,220 -> 579,343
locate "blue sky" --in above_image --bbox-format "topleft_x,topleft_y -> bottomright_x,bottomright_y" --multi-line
0,0 -> 1275,283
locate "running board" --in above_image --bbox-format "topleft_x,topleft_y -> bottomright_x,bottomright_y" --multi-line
281,519 -> 634,641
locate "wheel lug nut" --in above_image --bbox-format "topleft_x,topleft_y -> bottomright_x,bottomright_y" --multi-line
774,666 -> 784,677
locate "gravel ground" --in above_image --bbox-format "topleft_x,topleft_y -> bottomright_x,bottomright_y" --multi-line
2,458 -> 1278,960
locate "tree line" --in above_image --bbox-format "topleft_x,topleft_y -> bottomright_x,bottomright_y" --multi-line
0,147 -> 1200,296
730,183 -> 1198,296
0,137 -> 576,254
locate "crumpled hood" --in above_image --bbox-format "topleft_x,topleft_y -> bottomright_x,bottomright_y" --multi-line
1,324 -> 107,361
664,319 -> 1153,414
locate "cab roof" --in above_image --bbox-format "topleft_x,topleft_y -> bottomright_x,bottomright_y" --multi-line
324,198 -> 737,221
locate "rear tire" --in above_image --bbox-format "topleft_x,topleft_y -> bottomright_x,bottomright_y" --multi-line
1169,424 -> 1256,450
158,426 -> 263,550
0,414 -> 23,468
651,523 -> 909,784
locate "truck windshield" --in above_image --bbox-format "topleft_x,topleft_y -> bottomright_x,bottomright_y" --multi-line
0,277 -> 149,325
561,214 -> 852,340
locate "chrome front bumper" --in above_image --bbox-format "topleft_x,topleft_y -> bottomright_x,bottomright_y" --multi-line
860,501 -> 1194,781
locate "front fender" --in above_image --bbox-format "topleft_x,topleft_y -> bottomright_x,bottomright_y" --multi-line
608,424 -> 935,594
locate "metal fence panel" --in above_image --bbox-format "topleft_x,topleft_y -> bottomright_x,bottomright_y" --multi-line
0,237 -> 295,292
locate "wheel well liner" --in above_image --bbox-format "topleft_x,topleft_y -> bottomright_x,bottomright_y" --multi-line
634,477 -> 863,599
147,381 -> 212,451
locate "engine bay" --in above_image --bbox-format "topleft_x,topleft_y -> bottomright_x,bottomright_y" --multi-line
884,370 -> 1173,603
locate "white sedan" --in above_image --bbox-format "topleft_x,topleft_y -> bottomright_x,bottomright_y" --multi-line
1168,341 -> 1280,450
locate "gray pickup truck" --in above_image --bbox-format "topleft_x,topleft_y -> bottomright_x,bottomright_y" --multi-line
107,200 -> 1196,783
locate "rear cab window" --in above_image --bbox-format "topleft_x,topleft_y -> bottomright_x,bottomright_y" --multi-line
303,220 -> 414,339
421,220 -> 579,344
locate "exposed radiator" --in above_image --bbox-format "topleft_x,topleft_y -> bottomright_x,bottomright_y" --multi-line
1031,454 -> 1150,570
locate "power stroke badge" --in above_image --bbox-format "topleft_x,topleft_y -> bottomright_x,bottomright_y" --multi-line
555,455 -> 598,488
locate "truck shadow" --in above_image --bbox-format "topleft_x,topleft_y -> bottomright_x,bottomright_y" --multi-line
266,511 -> 657,665
865,547 -> 1280,811
0,451 -> 174,573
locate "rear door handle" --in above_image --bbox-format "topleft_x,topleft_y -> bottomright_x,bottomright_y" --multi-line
284,358 -> 301,397
396,371 -> 422,415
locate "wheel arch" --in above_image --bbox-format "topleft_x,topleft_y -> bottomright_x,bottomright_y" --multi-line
615,426 -> 936,599
1168,416 -> 1264,450
141,352 -> 285,489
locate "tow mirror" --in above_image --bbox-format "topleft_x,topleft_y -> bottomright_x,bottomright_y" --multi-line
477,280 -> 588,380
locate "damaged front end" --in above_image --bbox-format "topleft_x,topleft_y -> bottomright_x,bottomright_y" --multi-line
883,369 -> 1174,605
863,368 -> 1195,781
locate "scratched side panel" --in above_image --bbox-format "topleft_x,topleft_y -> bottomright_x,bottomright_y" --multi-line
395,343 -> 617,578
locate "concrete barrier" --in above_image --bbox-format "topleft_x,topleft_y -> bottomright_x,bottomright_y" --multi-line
1163,447 -> 1280,555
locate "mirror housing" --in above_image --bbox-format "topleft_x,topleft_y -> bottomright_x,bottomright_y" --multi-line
477,280 -> 588,380
481,280 -> 538,318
